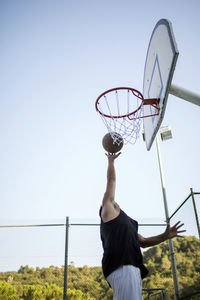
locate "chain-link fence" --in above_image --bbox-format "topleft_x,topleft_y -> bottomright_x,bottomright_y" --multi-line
168,189 -> 200,300
0,189 -> 199,299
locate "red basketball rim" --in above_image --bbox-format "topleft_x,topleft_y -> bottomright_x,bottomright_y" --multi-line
95,87 -> 144,119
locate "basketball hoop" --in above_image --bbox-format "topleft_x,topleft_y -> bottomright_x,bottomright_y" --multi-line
95,87 -> 160,144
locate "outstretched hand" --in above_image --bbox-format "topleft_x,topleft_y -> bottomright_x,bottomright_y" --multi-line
105,152 -> 121,161
164,221 -> 186,239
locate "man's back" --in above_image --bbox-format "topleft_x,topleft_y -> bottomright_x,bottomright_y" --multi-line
100,208 -> 148,279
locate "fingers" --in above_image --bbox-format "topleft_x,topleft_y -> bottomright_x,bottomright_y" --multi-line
173,221 -> 185,230
177,230 -> 186,234
177,225 -> 185,231
172,221 -> 186,237
168,221 -> 186,238
173,221 -> 181,228
174,221 -> 181,226
105,152 -> 122,159
176,229 -> 186,237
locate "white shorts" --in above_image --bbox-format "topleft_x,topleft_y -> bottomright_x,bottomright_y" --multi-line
107,265 -> 143,300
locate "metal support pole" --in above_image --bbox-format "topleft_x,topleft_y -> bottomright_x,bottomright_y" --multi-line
63,216 -> 69,300
169,83 -> 200,107
155,136 -> 180,300
190,188 -> 200,239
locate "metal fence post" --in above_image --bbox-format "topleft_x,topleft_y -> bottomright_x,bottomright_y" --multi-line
155,136 -> 180,300
63,216 -> 69,300
190,188 -> 200,239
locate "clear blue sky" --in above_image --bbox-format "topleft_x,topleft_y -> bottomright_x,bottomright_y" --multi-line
0,0 -> 200,271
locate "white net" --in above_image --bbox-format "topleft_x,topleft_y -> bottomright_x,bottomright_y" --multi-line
97,88 -> 144,144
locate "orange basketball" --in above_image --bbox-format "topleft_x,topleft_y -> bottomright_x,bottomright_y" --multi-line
102,132 -> 124,153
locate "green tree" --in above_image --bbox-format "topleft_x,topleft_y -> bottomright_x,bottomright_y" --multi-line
67,288 -> 95,300
143,236 -> 200,298
0,281 -> 19,300
22,284 -> 44,300
0,236 -> 199,299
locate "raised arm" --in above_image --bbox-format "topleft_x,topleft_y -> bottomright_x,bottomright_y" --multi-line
138,221 -> 186,248
101,152 -> 121,222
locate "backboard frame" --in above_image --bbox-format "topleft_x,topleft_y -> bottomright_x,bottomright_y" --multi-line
143,19 -> 179,150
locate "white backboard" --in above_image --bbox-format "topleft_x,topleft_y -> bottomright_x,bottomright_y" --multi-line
143,19 -> 179,150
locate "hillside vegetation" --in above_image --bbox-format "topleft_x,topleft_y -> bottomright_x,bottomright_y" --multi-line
0,236 -> 199,299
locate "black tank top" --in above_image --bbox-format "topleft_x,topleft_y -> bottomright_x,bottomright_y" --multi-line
99,207 -> 148,279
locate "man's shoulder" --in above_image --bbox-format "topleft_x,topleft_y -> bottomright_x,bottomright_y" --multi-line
100,204 -> 121,223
